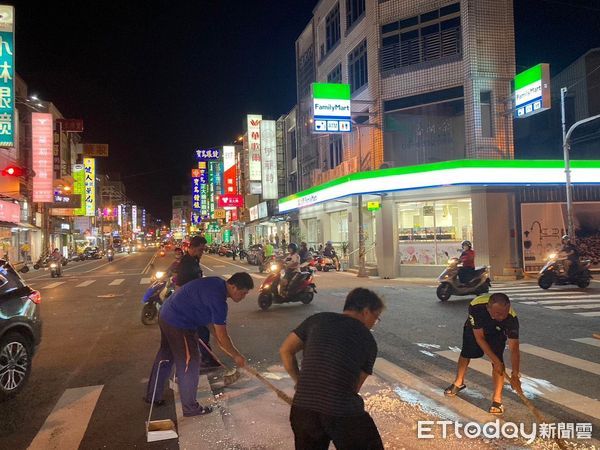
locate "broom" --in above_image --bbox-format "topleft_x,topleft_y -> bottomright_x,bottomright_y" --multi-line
243,365 -> 293,405
503,371 -> 568,450
197,337 -> 241,386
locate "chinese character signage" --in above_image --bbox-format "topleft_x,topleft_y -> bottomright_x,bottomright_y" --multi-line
247,114 -> 262,180
195,148 -> 221,160
32,113 -> 54,202
218,194 -> 243,208
73,164 -> 85,215
132,205 -> 137,232
57,118 -> 84,133
82,143 -> 109,157
84,157 -> 96,216
117,204 -> 123,226
191,164 -> 209,221
142,208 -> 146,228
0,199 -> 19,222
514,63 -> 551,118
222,145 -> 238,195
0,5 -> 14,147
260,120 -> 278,199
312,83 -> 352,133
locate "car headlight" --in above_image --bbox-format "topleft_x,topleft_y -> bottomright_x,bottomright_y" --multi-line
155,271 -> 165,279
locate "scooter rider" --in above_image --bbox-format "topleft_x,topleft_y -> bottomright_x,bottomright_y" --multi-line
458,240 -> 475,284
298,242 -> 310,263
50,248 -> 63,276
324,240 -> 340,271
560,235 -> 580,277
280,243 -> 301,296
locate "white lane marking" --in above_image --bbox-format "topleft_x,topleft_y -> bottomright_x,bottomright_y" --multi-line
76,280 -> 96,287
493,290 -> 590,297
27,385 -> 103,450
200,263 -> 214,272
140,278 -> 152,285
576,311 -> 600,317
520,298 -> 600,305
40,281 -> 65,289
436,350 -> 600,420
222,273 -> 232,279
142,252 -> 158,274
204,255 -> 248,271
109,278 -> 125,286
519,344 -> 600,376
572,337 -> 600,348
214,265 -> 226,268
251,273 -> 266,279
546,303 -> 600,310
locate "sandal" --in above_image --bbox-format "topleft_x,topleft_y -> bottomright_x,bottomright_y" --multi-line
183,405 -> 213,417
489,402 -> 504,415
444,383 -> 466,396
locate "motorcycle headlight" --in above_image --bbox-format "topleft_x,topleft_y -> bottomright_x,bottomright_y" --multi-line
50,263 -> 57,268
270,264 -> 278,272
155,271 -> 165,279
548,253 -> 557,260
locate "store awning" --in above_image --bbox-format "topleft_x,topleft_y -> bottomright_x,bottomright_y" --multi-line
0,221 -> 19,228
277,159 -> 600,213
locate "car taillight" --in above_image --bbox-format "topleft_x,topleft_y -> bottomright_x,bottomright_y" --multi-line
28,290 -> 41,304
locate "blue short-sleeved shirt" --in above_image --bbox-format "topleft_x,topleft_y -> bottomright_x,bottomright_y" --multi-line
159,277 -> 228,330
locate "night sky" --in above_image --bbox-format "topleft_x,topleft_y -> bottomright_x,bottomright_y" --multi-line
8,0 -> 600,220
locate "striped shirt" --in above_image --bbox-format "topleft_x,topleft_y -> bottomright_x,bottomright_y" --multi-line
292,312 -> 378,417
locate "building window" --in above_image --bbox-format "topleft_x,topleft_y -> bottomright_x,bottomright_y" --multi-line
329,134 -> 343,169
480,91 -> 493,138
327,64 -> 342,83
290,129 -> 297,159
397,198 -> 472,265
326,3 -> 341,53
346,0 -> 365,30
380,2 -> 461,73
348,39 -> 368,93
329,210 -> 349,245
297,46 -> 315,99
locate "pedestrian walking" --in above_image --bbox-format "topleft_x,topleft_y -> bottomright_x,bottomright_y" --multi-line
145,273 -> 254,416
444,292 -> 521,415
280,288 -> 385,450
176,235 -> 207,287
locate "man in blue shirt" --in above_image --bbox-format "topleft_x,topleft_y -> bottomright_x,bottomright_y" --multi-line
145,272 -> 254,417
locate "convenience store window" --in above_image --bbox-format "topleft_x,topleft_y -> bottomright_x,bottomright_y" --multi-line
397,198 -> 472,265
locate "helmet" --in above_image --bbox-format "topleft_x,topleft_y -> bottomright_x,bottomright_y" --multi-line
288,243 -> 298,253
326,241 -> 333,246
461,240 -> 472,249
561,235 -> 570,242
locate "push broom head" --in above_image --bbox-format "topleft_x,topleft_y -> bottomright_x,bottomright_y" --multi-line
223,367 -> 241,386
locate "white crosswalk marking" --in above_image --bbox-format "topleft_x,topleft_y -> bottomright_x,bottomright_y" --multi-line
76,280 -> 96,287
109,278 -> 125,286
572,337 -> 600,347
251,273 -> 266,279
40,281 -> 65,289
436,350 -> 600,420
521,298 -> 600,305
519,344 -> 600,376
546,302 -> 600,310
139,278 -> 151,285
576,311 -> 600,317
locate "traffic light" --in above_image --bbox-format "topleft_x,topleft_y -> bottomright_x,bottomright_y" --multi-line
1,165 -> 25,177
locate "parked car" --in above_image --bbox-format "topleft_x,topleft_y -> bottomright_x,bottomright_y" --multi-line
0,260 -> 42,401
246,244 -> 264,266
83,246 -> 103,259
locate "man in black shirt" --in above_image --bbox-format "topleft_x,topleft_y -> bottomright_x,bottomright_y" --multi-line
176,236 -> 207,287
560,235 -> 580,277
444,293 -> 521,415
280,288 -> 384,450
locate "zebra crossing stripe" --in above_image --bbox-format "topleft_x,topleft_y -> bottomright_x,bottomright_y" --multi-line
27,385 -> 103,450
572,337 -> 600,348
109,279 -> 125,286
40,281 -> 65,289
251,273 -> 266,279
140,278 -> 151,285
520,298 -> 600,305
436,350 -> 600,420
576,311 -> 600,317
519,344 -> 600,376
76,280 -> 96,287
546,302 -> 600,310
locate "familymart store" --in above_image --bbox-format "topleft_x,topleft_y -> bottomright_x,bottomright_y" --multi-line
278,160 -> 600,279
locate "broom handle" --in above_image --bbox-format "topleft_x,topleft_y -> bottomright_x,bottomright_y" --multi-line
503,371 -> 568,450
244,365 -> 293,405
196,336 -> 228,369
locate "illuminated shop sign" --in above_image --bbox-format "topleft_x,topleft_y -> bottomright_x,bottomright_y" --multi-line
312,83 -> 352,133
514,63 -> 551,118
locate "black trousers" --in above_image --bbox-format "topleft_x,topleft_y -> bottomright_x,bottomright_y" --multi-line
290,406 -> 384,450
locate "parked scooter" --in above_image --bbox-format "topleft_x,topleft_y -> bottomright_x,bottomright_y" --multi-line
258,261 -> 317,310
538,253 -> 592,289
436,254 -> 490,301
315,254 -> 336,272
141,272 -> 174,325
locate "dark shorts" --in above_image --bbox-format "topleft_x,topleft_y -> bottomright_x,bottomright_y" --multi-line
290,405 -> 383,450
460,327 -> 506,362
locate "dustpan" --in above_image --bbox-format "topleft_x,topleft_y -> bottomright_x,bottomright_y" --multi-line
146,359 -> 178,442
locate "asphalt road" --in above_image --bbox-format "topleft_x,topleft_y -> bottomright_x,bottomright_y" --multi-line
1,249 -> 598,449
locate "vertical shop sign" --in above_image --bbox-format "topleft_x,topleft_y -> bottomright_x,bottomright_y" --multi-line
0,5 -> 15,147
260,120 -> 278,199
84,157 -> 95,216
132,205 -> 137,232
247,114 -> 262,181
222,145 -> 238,195
72,164 -> 85,215
142,208 -> 146,229
32,112 -> 54,202
117,204 -> 123,226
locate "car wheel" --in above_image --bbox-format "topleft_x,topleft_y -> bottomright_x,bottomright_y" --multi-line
436,283 -> 452,301
538,274 -> 553,290
258,294 -> 272,311
141,303 -> 158,325
0,332 -> 32,401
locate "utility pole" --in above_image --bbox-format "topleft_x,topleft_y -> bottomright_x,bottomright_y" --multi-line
356,125 -> 368,277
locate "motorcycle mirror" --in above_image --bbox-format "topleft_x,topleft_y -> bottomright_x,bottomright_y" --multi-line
444,251 -> 449,257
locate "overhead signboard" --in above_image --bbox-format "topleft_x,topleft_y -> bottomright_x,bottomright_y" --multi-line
260,120 -> 278,199
0,199 -> 19,222
213,209 -> 226,219
195,148 -> 221,160
83,143 -> 109,157
222,145 -> 238,195
84,157 -> 96,216
32,113 -> 54,202
257,201 -> 268,219
0,5 -> 15,148
247,114 -> 262,180
72,164 -> 86,215
514,63 -> 551,118
312,83 -> 352,133
51,193 -> 81,209
367,201 -> 381,211
218,194 -> 243,208
132,205 -> 138,232
56,119 -> 84,133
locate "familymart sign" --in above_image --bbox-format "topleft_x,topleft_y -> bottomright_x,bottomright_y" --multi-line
514,63 -> 551,118
312,83 -> 351,133
278,159 -> 600,212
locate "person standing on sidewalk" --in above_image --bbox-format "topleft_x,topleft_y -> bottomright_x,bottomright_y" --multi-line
145,273 -> 254,416
280,288 -> 385,450
176,235 -> 207,287
444,292 -> 521,415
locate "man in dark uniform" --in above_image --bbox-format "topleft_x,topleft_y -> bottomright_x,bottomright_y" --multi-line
176,235 -> 207,287
444,293 -> 521,415
145,273 -> 254,416
560,235 -> 580,277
